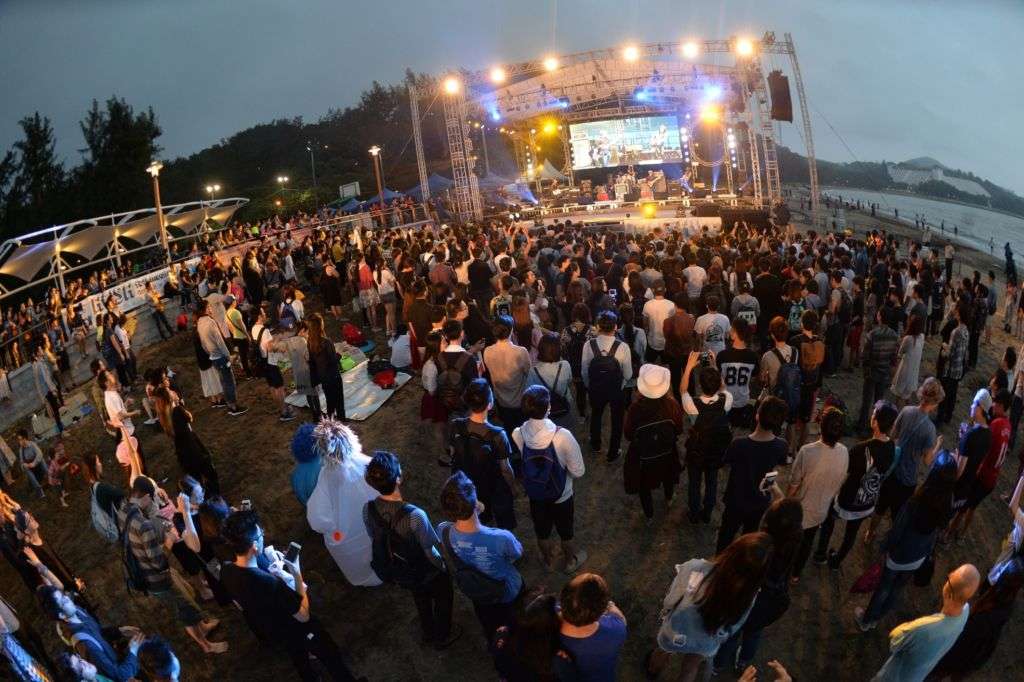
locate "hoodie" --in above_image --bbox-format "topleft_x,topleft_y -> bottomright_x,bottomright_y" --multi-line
511,418 -> 585,504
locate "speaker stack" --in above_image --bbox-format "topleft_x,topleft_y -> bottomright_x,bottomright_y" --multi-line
768,70 -> 793,122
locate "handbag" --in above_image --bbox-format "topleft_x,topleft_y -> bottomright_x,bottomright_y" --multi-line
850,560 -> 883,594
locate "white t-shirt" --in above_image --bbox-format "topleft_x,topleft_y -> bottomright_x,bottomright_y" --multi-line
694,312 -> 731,355
642,298 -> 676,351
104,389 -> 133,435
376,268 -> 398,295
251,323 -> 273,359
683,265 -> 707,298
681,390 -> 734,416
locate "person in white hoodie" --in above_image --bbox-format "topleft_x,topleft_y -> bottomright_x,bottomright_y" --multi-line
511,385 -> 588,573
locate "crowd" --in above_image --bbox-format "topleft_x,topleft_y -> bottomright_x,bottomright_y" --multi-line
0,200 -> 1022,682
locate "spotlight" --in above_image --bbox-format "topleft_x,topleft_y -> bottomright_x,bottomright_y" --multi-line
622,45 -> 639,62
443,76 -> 461,95
706,85 -> 723,100
699,104 -> 722,123
490,67 -> 506,84
735,38 -> 754,57
491,110 -> 502,121
543,56 -> 559,71
682,41 -> 700,59
542,120 -> 557,135
634,89 -> 648,102
641,203 -> 657,218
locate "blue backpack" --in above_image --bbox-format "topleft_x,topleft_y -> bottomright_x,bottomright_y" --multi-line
772,347 -> 802,418
521,429 -> 568,502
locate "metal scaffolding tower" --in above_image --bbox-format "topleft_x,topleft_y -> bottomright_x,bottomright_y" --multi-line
752,62 -> 782,202
784,32 -> 821,223
408,83 -> 430,201
442,87 -> 478,222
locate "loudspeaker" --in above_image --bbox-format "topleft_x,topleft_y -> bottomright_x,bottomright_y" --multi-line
768,70 -> 793,122
692,203 -> 720,217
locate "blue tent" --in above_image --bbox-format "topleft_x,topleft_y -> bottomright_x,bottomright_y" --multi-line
339,198 -> 360,211
406,173 -> 453,199
358,187 -> 405,209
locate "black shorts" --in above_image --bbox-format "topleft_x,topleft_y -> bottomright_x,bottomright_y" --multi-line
729,404 -> 754,429
264,363 -> 284,389
875,478 -> 915,519
529,495 -> 574,541
797,386 -> 817,423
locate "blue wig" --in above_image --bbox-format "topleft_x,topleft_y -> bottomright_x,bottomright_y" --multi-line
291,423 -> 319,463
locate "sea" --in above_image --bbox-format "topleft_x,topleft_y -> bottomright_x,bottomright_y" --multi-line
818,187 -> 1024,258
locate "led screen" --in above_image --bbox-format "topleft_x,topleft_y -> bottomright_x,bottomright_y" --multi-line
569,115 -> 681,170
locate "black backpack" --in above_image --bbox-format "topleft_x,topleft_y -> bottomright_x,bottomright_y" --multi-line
121,508 -> 150,595
367,503 -> 432,588
249,326 -> 268,376
632,419 -> 677,461
436,352 -> 470,411
616,325 -> 641,382
534,364 -> 570,418
441,525 -> 508,605
588,339 -> 623,401
685,394 -> 732,468
837,288 -> 853,325
450,419 -> 503,499
563,326 -> 589,378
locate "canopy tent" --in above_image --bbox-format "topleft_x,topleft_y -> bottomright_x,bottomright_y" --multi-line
406,173 -> 453,199
538,159 -> 568,181
329,198 -> 361,212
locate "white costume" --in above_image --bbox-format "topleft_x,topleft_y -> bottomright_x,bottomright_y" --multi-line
306,432 -> 382,587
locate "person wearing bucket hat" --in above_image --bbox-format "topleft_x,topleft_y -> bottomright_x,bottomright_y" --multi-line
623,364 -> 684,520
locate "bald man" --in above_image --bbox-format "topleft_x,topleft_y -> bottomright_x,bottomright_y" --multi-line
872,563 -> 980,682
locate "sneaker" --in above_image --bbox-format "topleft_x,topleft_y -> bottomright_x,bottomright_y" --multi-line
144,418 -> 159,425
228,405 -> 250,416
211,401 -> 227,409
563,550 -> 588,573
279,412 -> 297,422
813,553 -> 828,566
854,607 -> 877,632
433,624 -> 464,651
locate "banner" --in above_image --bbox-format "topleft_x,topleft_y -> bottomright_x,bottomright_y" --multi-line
79,258 -> 200,323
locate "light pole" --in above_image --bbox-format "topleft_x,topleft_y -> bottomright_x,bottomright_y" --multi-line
368,145 -> 385,210
276,175 -> 289,189
147,161 -> 170,264
306,141 -> 327,214
205,183 -> 221,201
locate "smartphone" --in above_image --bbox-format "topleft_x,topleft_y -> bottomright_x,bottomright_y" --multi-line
284,542 -> 301,564
609,288 -> 618,301
240,499 -> 252,511
759,471 -> 779,493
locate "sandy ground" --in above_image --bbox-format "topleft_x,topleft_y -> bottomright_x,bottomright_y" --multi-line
3,200 -> 1024,681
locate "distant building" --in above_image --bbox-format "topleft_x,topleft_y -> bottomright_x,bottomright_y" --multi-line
886,158 -> 990,198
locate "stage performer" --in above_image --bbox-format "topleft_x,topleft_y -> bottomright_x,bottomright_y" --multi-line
306,418 -> 382,586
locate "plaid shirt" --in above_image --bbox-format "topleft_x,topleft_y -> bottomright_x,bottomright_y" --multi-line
861,325 -> 899,382
944,324 -> 970,381
124,503 -> 171,592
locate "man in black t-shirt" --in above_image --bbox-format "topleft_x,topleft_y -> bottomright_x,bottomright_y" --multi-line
716,397 -> 789,552
221,510 -> 361,682
716,320 -> 760,428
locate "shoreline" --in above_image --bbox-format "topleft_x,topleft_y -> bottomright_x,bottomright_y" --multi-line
815,184 -> 1024,223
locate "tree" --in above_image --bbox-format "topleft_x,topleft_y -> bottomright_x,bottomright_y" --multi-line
73,96 -> 162,218
0,113 -> 65,239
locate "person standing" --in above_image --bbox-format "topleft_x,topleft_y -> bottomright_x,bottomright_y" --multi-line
14,431 -> 48,498
155,387 -> 220,496
716,398 -> 789,552
306,313 -> 346,421
890,315 -> 926,407
195,300 -> 247,416
482,315 -> 531,436
558,573 -> 628,682
145,281 -> 174,341
31,347 -> 63,433
363,451 -> 462,649
221,510 -> 361,681
512,386 -> 588,572
857,309 -> 899,432
437,471 -> 524,646
787,407 -> 849,582
871,564 -> 979,682
937,303 -> 970,425
251,305 -> 297,422
681,353 -> 733,524
223,295 -> 254,380
662,293 -> 696,404
716,320 -> 759,428
623,364 -> 684,521
693,295 -> 731,357
642,282 -> 675,363
582,311 -> 631,461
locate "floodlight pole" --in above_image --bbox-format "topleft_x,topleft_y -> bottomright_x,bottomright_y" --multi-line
369,146 -> 385,211
147,161 -> 170,264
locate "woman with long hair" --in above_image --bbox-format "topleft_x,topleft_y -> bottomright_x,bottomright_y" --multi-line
155,386 -> 220,495
306,313 -> 346,421
647,533 -> 774,681
374,255 -> 399,337
890,313 -> 926,407
856,452 -> 958,630
493,593 -> 573,682
511,295 -> 542,361
714,498 -> 803,674
357,250 -> 382,331
320,261 -> 345,319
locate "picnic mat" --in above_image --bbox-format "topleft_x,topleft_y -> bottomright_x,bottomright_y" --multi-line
284,360 -> 411,421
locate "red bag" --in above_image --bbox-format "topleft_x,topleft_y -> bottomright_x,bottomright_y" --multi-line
850,561 -> 883,594
372,369 -> 396,389
342,323 -> 366,346
176,313 -> 188,331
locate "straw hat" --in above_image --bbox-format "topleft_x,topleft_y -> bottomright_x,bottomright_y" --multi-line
637,363 -> 671,400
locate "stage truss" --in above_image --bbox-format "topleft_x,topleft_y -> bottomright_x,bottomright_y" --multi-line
417,32 -> 821,224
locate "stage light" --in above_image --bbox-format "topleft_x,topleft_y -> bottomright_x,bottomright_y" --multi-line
641,203 -> 657,218
682,41 -> 700,59
490,67 -> 506,84
622,45 -> 639,62
634,90 -> 648,102
543,56 -> 559,71
699,104 -> 722,123
542,121 -> 557,135
443,76 -> 461,95
491,110 -> 502,121
735,38 -> 754,57
706,85 -> 723,100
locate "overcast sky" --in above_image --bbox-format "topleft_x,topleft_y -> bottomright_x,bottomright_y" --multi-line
1,0 -> 1020,192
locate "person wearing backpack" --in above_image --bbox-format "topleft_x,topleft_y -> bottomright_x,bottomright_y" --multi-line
528,334 -> 577,431
789,309 -> 826,453
582,311 -> 632,462
560,303 -> 595,418
813,400 -> 897,571
623,364 -> 684,521
681,353 -> 734,524
363,451 -> 463,650
482,315 -> 532,437
449,379 -> 518,530
512,386 -> 588,573
436,471 -> 524,646
616,303 -> 647,402
122,476 -> 227,655
856,308 -> 900,433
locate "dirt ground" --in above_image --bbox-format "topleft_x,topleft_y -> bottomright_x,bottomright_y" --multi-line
3,201 -> 1024,681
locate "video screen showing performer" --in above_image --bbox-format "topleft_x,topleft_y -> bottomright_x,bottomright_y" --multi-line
569,115 -> 681,171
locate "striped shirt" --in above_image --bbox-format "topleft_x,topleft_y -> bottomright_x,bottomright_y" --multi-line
124,504 -> 171,592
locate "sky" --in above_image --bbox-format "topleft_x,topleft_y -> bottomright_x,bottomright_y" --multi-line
1,0 -> 1021,193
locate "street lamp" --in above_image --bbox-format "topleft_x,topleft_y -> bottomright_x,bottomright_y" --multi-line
205,183 -> 221,200
307,141 -> 328,214
146,161 -> 170,264
276,175 -> 289,188
368,145 -> 385,211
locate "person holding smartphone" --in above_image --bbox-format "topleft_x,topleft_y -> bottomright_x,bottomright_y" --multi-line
221,509 -> 362,682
